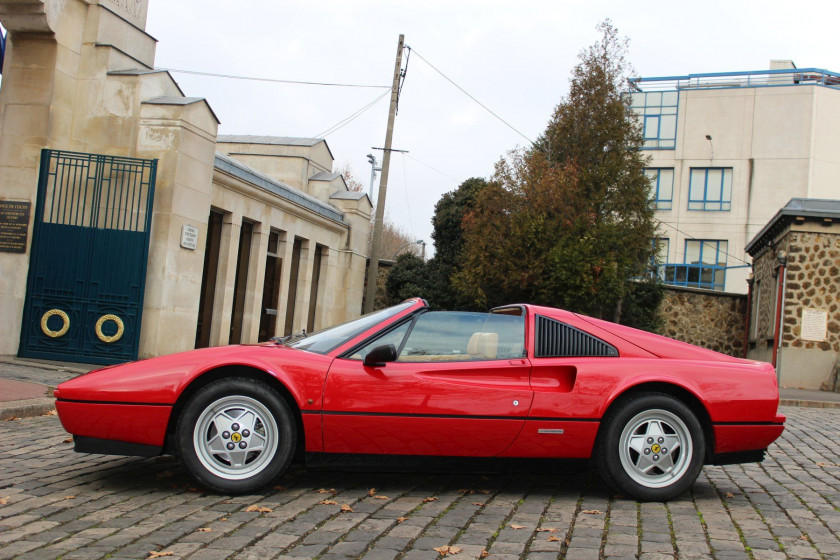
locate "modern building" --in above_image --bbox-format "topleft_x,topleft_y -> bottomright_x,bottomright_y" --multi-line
629,61 -> 840,293
0,0 -> 371,365
745,198 -> 840,389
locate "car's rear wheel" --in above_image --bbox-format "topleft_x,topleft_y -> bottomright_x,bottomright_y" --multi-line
176,378 -> 295,494
594,393 -> 704,501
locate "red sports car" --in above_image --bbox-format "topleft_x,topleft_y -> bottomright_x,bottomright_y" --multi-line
54,298 -> 785,501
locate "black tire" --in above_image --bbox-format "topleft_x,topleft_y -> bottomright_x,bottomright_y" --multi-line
176,378 -> 296,494
593,392 -> 705,501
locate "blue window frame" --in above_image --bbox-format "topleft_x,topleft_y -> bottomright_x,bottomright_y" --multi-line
644,168 -> 674,210
629,91 -> 678,149
688,168 -> 732,211
659,239 -> 727,290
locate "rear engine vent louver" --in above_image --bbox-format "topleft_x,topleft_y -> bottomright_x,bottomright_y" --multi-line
535,315 -> 618,358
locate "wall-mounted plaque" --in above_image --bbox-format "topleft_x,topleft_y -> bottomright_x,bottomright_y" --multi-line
181,224 -> 199,250
0,200 -> 31,253
801,308 -> 828,342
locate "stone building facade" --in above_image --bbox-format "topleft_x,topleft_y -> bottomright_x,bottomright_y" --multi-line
746,198 -> 840,389
658,286 -> 747,357
0,0 -> 370,364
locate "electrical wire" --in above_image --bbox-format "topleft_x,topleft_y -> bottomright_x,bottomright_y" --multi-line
654,217 -> 751,267
157,68 -> 390,89
405,46 -> 536,147
404,154 -> 461,184
400,153 -> 416,237
313,90 -> 390,138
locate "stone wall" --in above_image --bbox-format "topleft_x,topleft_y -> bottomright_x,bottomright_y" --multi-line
781,231 -> 840,353
659,286 -> 747,357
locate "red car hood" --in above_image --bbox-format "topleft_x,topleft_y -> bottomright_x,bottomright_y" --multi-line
575,313 -> 749,363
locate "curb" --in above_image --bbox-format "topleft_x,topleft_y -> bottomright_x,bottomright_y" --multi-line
0,397 -> 56,420
780,399 -> 840,410
0,355 -> 92,375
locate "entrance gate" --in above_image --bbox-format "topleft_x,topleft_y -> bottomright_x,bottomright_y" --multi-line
19,149 -> 157,365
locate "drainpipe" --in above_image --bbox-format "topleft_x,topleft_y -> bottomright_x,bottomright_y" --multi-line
743,274 -> 754,358
771,251 -> 787,371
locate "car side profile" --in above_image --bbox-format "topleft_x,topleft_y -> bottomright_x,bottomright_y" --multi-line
54,298 -> 785,501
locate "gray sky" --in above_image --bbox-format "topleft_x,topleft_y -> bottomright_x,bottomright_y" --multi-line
146,0 -> 837,255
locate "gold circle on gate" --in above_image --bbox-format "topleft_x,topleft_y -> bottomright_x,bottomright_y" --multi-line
95,314 -> 125,343
41,309 -> 70,338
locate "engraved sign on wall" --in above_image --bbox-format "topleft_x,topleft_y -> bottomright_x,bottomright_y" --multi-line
180,224 -> 199,250
100,0 -> 149,28
801,308 -> 828,342
0,200 -> 31,253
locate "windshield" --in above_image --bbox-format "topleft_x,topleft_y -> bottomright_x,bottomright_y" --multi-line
289,300 -> 417,354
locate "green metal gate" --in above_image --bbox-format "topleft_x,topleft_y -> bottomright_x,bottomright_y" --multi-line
19,149 -> 157,365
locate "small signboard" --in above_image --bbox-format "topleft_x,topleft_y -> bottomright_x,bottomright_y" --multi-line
180,224 -> 199,250
801,308 -> 828,342
0,200 -> 31,253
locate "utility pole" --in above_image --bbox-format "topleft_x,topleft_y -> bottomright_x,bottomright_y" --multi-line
363,34 -> 404,313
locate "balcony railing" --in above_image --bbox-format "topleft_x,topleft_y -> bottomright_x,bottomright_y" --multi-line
655,263 -> 726,291
628,68 -> 840,93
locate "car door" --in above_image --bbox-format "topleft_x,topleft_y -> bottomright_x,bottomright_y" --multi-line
322,311 -> 533,456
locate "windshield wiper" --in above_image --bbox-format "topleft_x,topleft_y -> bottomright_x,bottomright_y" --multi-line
271,329 -> 307,346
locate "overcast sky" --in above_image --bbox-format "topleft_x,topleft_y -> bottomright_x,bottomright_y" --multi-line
146,0 -> 836,255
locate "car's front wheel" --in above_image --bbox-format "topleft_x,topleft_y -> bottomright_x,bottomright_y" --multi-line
176,378 -> 296,494
594,393 -> 705,501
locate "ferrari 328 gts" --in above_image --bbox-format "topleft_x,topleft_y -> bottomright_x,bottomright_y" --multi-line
54,298 -> 785,501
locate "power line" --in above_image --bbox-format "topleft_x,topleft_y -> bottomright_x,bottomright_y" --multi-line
314,90 -> 390,138
654,218 -> 751,266
404,154 -> 461,184
405,46 -> 536,147
157,68 -> 390,89
399,153 -> 416,238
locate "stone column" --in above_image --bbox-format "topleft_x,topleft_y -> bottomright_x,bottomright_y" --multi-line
293,240 -> 315,332
241,224 -> 268,343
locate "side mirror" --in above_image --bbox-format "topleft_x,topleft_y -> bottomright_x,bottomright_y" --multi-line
363,344 -> 397,367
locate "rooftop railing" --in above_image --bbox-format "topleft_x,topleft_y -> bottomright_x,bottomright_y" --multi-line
628,68 -> 840,93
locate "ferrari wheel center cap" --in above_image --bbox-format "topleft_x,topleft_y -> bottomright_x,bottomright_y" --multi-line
231,432 -> 242,443
651,444 -> 661,454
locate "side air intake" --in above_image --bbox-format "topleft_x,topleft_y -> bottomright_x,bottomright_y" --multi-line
535,315 -> 619,358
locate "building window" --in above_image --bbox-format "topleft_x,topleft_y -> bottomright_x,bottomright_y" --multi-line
629,91 -> 678,149
659,239 -> 728,290
645,168 -> 674,210
688,168 -> 732,211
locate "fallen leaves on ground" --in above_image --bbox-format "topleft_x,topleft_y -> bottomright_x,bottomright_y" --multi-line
63,495 -> 75,500
148,552 -> 174,559
725,492 -> 736,498
423,496 -> 439,503
6,417 -> 20,421
537,527 -> 558,533
397,517 -> 407,523
319,500 -> 338,505
273,485 -> 286,491
374,495 -> 389,500
220,518 -> 227,522
509,523 -> 525,529
315,488 -> 335,494
472,502 -> 485,506
197,527 -> 212,533
43,410 -> 57,416
0,496 -> 8,505
63,437 -> 73,444
368,488 -> 377,496
548,535 -> 562,542
340,504 -> 353,513
480,550 -> 489,558
433,545 -> 462,556
244,505 -> 272,513
581,509 -> 601,514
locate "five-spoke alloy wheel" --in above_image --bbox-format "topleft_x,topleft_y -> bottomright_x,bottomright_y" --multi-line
177,378 -> 295,494
595,393 -> 705,501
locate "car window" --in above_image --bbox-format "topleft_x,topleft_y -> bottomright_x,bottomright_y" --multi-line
290,300 -> 415,354
397,311 -> 525,362
347,321 -> 412,361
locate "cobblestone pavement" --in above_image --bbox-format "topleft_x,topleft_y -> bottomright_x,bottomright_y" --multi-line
1,407 -> 838,560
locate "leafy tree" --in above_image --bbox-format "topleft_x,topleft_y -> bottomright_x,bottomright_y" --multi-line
454,20 -> 658,322
385,177 -> 488,309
